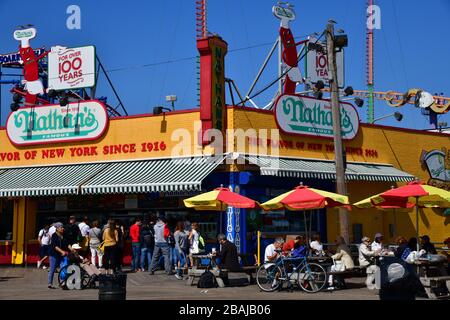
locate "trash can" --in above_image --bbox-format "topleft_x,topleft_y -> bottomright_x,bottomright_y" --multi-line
378,256 -> 421,300
98,273 -> 127,300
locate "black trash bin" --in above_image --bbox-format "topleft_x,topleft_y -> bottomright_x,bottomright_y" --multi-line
98,273 -> 127,300
378,256 -> 422,300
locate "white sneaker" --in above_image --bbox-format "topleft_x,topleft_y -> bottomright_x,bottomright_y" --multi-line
37,261 -> 42,269
174,274 -> 183,280
42,265 -> 48,270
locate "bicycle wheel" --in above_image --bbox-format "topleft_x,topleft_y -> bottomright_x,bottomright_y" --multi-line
256,264 -> 283,292
297,263 -> 327,293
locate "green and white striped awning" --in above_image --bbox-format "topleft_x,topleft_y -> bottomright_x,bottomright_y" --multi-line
0,163 -> 108,197
244,155 -> 416,182
0,156 -> 224,197
81,156 -> 224,194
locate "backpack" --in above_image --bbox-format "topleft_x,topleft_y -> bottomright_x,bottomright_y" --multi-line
197,269 -> 218,288
143,233 -> 154,247
198,233 -> 205,251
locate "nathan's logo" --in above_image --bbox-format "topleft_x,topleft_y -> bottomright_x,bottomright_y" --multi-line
13,28 -> 36,40
420,148 -> 450,190
275,94 -> 359,140
6,101 -> 108,146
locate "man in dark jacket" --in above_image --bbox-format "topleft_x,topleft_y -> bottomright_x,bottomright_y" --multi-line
65,216 -> 81,246
213,234 -> 241,272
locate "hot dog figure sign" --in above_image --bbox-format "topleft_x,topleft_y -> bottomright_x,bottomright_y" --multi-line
47,46 -> 96,90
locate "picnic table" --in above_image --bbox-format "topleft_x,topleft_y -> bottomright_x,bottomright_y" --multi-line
408,257 -> 450,299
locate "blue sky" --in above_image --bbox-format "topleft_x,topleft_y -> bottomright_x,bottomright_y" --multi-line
0,0 -> 449,130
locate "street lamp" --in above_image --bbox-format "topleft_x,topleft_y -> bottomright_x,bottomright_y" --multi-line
373,112 -> 403,123
166,95 -> 177,111
153,106 -> 172,115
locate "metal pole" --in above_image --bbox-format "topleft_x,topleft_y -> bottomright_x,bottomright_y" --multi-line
278,35 -> 283,95
244,39 -> 279,100
416,197 -> 419,252
326,22 -> 349,243
257,230 -> 261,266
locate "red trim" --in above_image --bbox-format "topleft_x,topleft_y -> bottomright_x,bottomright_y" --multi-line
5,100 -> 110,147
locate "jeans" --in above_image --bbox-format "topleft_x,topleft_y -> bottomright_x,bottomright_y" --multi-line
174,250 -> 188,276
131,243 -> 141,271
48,255 -> 62,286
140,246 -> 153,271
150,242 -> 172,274
90,246 -> 103,267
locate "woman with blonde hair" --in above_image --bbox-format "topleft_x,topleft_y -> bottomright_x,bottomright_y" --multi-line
328,236 -> 354,290
102,219 -> 119,274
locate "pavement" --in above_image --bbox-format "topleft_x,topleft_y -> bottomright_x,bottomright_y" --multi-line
0,266 -> 382,300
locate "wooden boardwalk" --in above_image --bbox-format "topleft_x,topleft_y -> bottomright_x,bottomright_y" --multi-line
0,267 -> 380,300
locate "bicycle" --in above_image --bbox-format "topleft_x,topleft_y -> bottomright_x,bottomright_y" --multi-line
256,255 -> 327,293
58,264 -> 98,289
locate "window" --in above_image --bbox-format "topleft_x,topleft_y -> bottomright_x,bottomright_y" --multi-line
0,201 -> 14,240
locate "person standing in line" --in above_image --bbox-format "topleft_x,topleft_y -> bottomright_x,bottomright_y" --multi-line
149,216 -> 173,275
65,216 -> 81,246
78,216 -> 90,255
188,222 -> 201,267
37,224 -> 51,269
139,221 -> 154,272
174,221 -> 189,280
115,219 -> 125,272
420,235 -> 437,254
102,219 -> 119,275
88,220 -> 103,268
130,217 -> 142,272
48,223 -> 69,289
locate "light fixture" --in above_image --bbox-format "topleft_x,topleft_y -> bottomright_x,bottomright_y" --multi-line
47,89 -> 58,98
343,86 -> 354,96
373,112 -> 403,123
394,112 -> 403,121
334,34 -> 348,49
153,106 -> 172,115
312,81 -> 325,100
354,97 -> 364,108
59,92 -> 69,107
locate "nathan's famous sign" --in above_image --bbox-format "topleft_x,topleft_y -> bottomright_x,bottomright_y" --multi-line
275,94 -> 360,140
6,100 -> 108,146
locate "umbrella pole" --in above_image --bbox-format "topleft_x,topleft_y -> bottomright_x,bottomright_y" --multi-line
303,210 -> 307,241
393,208 -> 397,239
416,197 -> 419,252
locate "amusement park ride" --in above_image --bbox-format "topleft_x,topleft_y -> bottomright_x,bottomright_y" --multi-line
0,1 -> 449,130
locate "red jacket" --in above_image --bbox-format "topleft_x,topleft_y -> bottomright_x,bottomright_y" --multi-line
130,224 -> 140,243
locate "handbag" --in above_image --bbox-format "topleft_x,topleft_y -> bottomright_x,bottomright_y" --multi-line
98,241 -> 106,254
333,259 -> 346,272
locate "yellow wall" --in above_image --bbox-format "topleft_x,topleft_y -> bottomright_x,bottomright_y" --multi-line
0,111 -> 203,168
228,107 -> 450,244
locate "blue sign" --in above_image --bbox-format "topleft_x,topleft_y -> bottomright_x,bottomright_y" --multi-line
0,48 -> 46,66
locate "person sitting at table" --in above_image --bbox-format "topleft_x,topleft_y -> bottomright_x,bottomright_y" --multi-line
309,234 -> 324,256
290,235 -> 309,259
420,235 -> 437,254
213,234 -> 241,272
327,236 -> 354,290
371,233 -> 384,252
408,237 -> 418,251
359,236 -> 380,290
394,236 -> 411,261
264,238 -> 284,263
282,235 -> 302,256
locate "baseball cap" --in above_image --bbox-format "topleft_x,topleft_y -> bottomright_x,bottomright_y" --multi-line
374,233 -> 383,239
71,243 -> 82,250
54,222 -> 64,228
